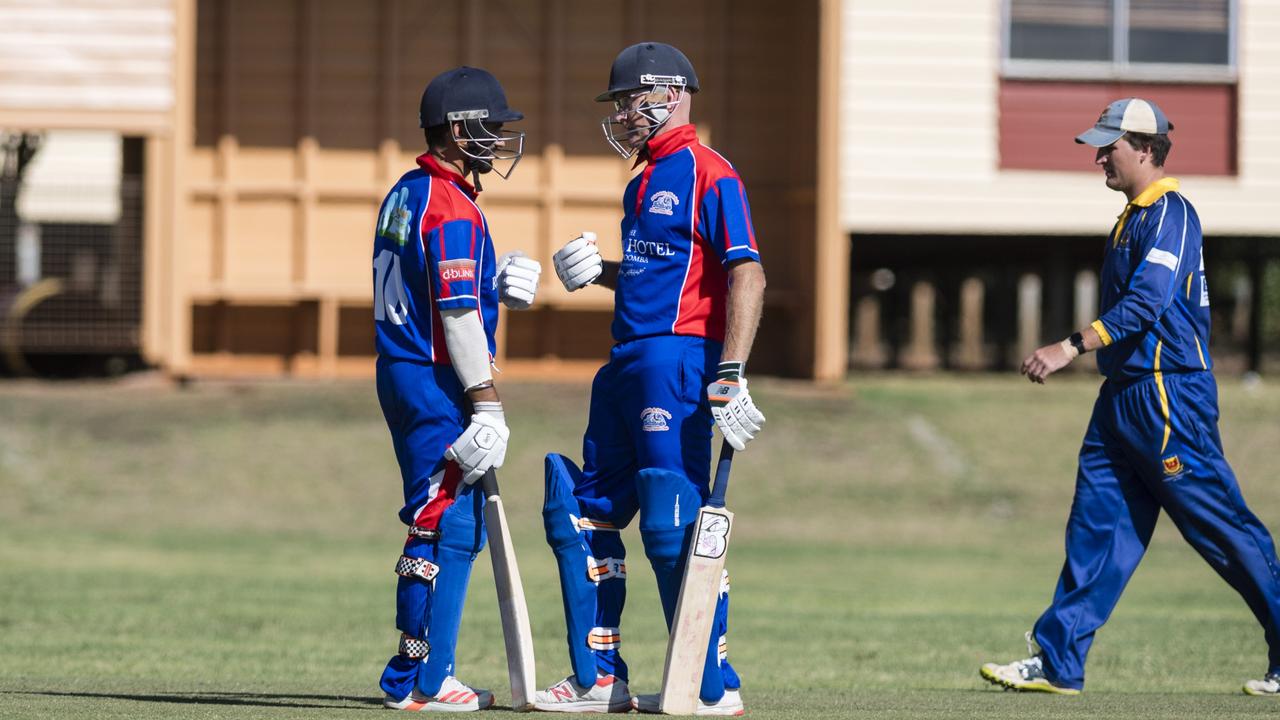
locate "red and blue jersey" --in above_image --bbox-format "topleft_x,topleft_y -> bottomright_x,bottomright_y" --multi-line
613,124 -> 762,343
373,154 -> 498,366
1091,178 -> 1213,382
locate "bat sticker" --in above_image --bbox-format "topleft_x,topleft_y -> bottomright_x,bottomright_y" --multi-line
693,513 -> 730,559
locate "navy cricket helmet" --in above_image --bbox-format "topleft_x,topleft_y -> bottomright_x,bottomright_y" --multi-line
418,66 -> 525,181
419,66 -> 523,129
595,42 -> 700,102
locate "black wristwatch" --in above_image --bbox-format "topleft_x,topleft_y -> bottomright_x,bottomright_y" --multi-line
1069,332 -> 1087,356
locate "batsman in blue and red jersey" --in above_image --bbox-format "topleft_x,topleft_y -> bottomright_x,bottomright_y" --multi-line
532,43 -> 767,716
372,66 -> 542,713
981,97 -> 1280,697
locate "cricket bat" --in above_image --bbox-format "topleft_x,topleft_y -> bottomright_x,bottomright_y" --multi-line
659,442 -> 735,715
481,470 -> 537,712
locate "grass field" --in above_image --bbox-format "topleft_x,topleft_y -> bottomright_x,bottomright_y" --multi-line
4,372 -> 1280,718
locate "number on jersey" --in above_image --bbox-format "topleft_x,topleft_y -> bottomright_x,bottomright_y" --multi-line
374,249 -> 409,325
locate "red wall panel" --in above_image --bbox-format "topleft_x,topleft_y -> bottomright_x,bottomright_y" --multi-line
999,79 -> 1236,176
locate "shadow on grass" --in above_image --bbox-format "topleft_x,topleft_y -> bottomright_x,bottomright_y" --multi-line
3,690 -> 383,710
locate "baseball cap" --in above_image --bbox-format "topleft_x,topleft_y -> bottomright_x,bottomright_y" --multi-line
419,66 -> 523,129
595,42 -> 700,102
1075,97 -> 1172,147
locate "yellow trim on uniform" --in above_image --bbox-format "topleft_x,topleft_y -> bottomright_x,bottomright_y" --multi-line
1154,340 -> 1172,452
1111,206 -> 1132,248
1091,319 -> 1113,346
1194,335 -> 1207,370
1186,272 -> 1193,298
1130,177 -> 1181,208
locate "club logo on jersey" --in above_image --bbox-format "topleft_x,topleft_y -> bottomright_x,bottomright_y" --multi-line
1162,455 -> 1183,477
439,259 -> 476,283
641,406 -> 672,432
693,512 -> 730,559
648,190 -> 679,216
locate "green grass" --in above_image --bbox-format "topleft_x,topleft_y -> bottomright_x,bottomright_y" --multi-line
3,373 -> 1280,718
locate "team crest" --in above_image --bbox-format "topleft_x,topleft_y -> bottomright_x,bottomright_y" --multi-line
641,406 -> 672,432
1162,455 -> 1183,476
648,190 -> 679,216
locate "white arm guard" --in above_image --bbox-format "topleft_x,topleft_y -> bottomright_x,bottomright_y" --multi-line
440,307 -> 492,391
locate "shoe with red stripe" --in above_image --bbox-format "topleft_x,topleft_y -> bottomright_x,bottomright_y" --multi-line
631,688 -> 744,716
383,676 -> 495,712
532,673 -> 632,713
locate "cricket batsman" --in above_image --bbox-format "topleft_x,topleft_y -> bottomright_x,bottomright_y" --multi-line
530,43 -> 767,715
372,66 -> 541,712
980,97 -> 1280,696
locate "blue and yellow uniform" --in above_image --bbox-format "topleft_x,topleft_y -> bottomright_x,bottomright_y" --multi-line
1032,178 -> 1280,689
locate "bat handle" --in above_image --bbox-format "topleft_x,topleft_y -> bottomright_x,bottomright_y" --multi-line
481,469 -> 500,498
707,441 -> 733,509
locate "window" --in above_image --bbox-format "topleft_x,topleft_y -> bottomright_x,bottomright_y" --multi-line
1004,0 -> 1234,81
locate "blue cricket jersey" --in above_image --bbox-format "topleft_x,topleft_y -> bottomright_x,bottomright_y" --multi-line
1091,177 -> 1212,382
373,154 -> 498,366
614,124 -> 762,343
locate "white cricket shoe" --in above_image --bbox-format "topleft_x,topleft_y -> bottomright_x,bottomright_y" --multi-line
1244,672 -> 1280,696
532,673 -> 632,713
979,631 -> 1080,695
383,675 -> 495,712
631,689 -> 745,716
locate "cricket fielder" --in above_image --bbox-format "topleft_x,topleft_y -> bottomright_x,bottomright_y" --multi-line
531,43 -> 767,716
373,66 -> 541,712
981,98 -> 1280,696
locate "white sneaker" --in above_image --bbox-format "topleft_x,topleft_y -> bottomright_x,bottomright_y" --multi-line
1244,672 -> 1280,696
383,675 -> 496,712
532,673 -> 631,713
979,631 -> 1080,695
631,688 -> 744,716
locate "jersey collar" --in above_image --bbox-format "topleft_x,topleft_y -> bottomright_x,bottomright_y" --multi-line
638,123 -> 699,166
1129,177 -> 1179,208
416,153 -> 478,198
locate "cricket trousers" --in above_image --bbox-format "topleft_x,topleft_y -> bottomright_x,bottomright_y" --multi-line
375,358 -> 487,700
1034,370 -> 1280,689
558,335 -> 740,697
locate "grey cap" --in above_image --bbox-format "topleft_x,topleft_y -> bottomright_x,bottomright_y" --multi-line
1075,97 -> 1172,147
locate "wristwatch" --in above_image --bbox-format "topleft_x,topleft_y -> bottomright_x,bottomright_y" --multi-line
1069,332 -> 1087,356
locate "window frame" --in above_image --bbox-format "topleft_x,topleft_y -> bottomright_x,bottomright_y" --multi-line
1001,0 -> 1238,83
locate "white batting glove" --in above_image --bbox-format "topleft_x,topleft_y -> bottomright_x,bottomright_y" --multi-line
496,250 -> 541,310
553,232 -> 602,291
706,363 -> 765,451
444,402 -> 509,485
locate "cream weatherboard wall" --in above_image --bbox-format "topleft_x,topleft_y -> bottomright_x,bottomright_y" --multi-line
840,0 -> 1280,237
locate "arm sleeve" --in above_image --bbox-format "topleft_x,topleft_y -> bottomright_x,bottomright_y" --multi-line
699,176 -> 762,267
440,307 -> 493,390
1093,194 -> 1194,346
425,218 -> 483,311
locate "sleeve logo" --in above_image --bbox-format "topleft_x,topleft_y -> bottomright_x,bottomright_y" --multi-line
439,259 -> 476,283
648,190 -> 679,216
377,187 -> 412,246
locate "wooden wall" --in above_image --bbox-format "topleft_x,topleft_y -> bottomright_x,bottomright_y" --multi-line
180,0 -> 822,378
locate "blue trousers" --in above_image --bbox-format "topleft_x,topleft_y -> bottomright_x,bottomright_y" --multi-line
571,335 -> 739,693
1034,371 -> 1280,689
375,358 -> 486,699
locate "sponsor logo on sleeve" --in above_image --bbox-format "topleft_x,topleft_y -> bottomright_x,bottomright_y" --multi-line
439,259 -> 476,283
